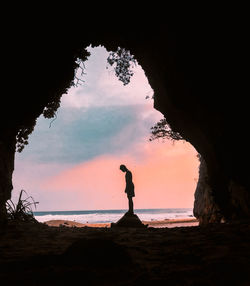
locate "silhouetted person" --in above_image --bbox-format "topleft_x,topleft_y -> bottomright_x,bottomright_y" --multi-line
120,164 -> 135,214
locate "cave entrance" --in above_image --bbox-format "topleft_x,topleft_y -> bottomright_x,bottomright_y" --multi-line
12,46 -> 199,222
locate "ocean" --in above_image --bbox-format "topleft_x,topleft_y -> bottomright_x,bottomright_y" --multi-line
34,208 -> 194,224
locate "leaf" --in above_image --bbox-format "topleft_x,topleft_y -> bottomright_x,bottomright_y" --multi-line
5,190 -> 39,222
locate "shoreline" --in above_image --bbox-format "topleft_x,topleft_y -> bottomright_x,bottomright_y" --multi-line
43,217 -> 199,228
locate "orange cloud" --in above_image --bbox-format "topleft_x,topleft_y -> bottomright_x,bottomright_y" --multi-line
44,141 -> 199,210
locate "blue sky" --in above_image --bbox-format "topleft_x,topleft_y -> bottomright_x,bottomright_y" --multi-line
12,46 -> 198,211
17,46 -> 159,164
20,104 -> 155,164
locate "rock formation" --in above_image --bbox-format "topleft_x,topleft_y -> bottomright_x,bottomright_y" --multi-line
194,157 -> 250,224
1,12 -> 249,224
0,134 -> 16,224
111,212 -> 147,228
193,156 -> 223,225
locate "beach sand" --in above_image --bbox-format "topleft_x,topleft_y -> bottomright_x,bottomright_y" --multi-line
1,219 -> 250,285
43,217 -> 199,228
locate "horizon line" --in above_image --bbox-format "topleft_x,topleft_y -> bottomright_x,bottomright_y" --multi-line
33,207 -> 193,213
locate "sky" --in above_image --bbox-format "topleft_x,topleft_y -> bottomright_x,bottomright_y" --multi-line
12,46 -> 199,211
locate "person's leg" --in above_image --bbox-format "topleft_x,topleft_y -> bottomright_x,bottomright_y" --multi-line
128,196 -> 134,214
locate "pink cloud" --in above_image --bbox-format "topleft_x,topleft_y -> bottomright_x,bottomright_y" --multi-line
43,141 -> 199,210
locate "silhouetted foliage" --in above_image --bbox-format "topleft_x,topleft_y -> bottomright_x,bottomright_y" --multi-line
106,47 -> 182,142
150,118 -> 183,141
16,120 -> 36,152
15,49 -> 90,152
42,49 -> 90,120
73,58 -> 87,87
6,190 -> 39,222
107,47 -> 137,85
16,47 -> 137,152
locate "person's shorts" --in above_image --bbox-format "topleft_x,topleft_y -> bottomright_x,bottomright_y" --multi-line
127,194 -> 135,198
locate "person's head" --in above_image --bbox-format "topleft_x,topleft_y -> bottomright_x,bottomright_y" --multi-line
120,164 -> 127,172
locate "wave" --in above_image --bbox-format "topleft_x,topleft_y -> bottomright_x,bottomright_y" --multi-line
34,208 -> 193,224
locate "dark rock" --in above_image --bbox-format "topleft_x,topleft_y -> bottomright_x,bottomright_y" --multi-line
194,157 -> 250,224
229,180 -> 250,219
0,135 -> 15,224
111,212 -> 147,228
194,157 -> 222,225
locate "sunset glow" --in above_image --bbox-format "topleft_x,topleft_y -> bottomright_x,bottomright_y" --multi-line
43,141 -> 198,210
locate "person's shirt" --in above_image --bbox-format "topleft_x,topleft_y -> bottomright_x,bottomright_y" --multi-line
125,170 -> 135,196
125,170 -> 134,187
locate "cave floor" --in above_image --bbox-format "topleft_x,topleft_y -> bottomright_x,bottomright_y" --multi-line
0,221 -> 250,285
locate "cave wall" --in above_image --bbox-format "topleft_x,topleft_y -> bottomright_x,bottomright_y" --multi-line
1,14 -> 249,223
193,157 -> 222,225
0,132 -> 16,223
129,19 -> 250,222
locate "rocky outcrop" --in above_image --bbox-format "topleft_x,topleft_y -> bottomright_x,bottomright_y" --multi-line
194,157 -> 250,224
194,157 -> 223,225
111,212 -> 147,228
